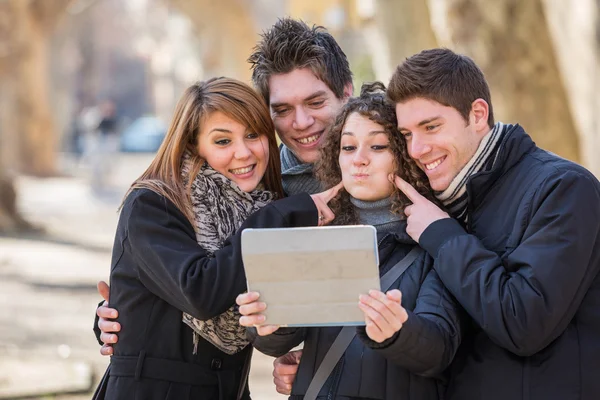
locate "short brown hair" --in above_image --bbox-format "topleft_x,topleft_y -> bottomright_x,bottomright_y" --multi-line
316,82 -> 437,225
388,48 -> 494,127
248,18 -> 353,105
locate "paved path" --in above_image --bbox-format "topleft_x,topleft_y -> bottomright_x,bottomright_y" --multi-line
0,154 -> 284,399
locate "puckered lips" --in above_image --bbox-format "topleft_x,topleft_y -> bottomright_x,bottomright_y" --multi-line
351,172 -> 370,182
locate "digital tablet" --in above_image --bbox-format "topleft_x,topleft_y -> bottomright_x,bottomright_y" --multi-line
241,225 -> 380,327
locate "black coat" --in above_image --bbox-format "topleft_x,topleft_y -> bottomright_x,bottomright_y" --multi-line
248,229 -> 465,400
94,188 -> 318,400
420,125 -> 600,400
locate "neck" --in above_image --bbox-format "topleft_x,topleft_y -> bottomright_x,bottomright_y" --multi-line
350,196 -> 402,234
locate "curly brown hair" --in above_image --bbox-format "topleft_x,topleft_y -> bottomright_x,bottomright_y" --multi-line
315,82 -> 438,225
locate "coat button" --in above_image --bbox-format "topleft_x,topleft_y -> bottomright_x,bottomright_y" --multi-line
211,358 -> 222,370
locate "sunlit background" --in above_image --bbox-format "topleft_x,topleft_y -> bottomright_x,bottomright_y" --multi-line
0,0 -> 599,398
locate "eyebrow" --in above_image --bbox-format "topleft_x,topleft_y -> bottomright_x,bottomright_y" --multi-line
270,90 -> 328,109
208,128 -> 233,134
398,116 -> 442,131
341,130 -> 388,137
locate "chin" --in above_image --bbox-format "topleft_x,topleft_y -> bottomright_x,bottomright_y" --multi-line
235,181 -> 260,193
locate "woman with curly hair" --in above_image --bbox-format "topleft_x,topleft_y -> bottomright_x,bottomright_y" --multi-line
237,82 -> 465,400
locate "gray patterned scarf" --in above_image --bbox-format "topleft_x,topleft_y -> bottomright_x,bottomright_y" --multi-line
180,151 -> 274,355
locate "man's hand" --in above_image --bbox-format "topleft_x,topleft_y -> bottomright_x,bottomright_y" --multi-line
96,280 -> 120,356
236,292 -> 280,336
273,350 -> 302,395
393,176 -> 450,242
310,182 -> 344,226
358,289 -> 407,343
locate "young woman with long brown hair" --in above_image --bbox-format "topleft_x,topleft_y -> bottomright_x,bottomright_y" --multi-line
237,83 -> 465,400
93,77 -> 340,400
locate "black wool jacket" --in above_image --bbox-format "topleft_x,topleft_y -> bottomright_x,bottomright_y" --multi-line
93,188 -> 317,400
249,228 -> 465,400
420,125 -> 600,400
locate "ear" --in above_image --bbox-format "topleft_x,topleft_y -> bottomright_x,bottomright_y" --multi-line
470,99 -> 490,134
342,82 -> 354,103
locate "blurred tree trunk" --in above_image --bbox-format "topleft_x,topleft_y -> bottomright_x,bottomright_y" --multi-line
430,0 -> 580,162
0,0 -> 71,232
172,0 -> 258,83
0,0 -> 72,177
374,0 -> 438,81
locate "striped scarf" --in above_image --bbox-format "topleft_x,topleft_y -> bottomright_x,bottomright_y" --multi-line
280,145 -> 323,195
435,122 -> 505,223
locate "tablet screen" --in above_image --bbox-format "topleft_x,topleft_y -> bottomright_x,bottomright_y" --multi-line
241,225 -> 380,327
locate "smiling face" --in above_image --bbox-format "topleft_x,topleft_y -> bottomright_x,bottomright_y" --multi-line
395,97 -> 487,192
197,111 -> 269,192
268,68 -> 351,164
338,113 -> 396,201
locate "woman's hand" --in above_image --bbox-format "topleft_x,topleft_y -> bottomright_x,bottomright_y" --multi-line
310,181 -> 344,226
358,289 -> 408,343
236,292 -> 280,336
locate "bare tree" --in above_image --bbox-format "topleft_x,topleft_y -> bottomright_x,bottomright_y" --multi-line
429,0 -> 581,162
0,0 -> 72,232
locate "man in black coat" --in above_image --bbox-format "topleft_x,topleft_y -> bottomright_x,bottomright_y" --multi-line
388,48 -> 600,400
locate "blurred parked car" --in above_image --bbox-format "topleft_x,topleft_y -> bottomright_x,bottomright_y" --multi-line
120,116 -> 167,152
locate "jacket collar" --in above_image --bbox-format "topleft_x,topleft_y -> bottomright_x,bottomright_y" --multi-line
467,124 -> 536,209
377,220 -> 416,246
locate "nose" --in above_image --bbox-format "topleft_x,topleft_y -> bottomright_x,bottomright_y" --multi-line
234,141 -> 252,160
292,107 -> 314,131
352,146 -> 369,166
408,134 -> 432,160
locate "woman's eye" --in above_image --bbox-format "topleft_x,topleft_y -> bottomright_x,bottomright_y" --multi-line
341,146 -> 355,152
246,132 -> 259,139
402,132 -> 412,139
372,145 -> 389,151
426,125 -> 439,131
215,139 -> 231,146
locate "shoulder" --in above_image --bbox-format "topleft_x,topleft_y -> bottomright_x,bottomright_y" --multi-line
122,188 -> 192,230
526,148 -> 597,184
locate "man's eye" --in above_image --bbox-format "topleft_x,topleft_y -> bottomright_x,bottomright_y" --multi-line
402,132 -> 412,139
215,139 -> 231,146
309,100 -> 325,107
425,125 -> 439,131
273,108 -> 290,116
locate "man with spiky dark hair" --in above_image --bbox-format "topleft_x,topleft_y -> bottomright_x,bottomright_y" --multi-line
248,18 -> 353,196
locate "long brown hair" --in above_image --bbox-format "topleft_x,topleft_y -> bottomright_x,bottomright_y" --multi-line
316,82 -> 438,225
126,77 -> 284,225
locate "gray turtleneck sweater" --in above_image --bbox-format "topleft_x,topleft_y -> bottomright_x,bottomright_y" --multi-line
349,196 -> 403,234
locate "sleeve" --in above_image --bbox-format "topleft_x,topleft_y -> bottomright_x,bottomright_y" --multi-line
126,189 -> 318,321
419,170 -> 600,356
246,327 -> 307,357
357,267 -> 465,376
